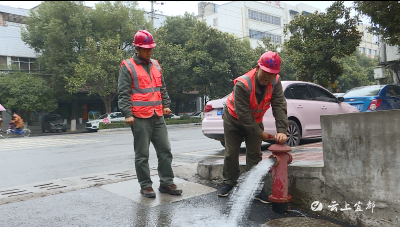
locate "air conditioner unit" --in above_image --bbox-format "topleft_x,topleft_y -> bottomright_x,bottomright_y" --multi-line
374,66 -> 386,79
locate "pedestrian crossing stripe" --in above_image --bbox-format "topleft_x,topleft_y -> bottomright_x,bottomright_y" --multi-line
0,138 -> 112,152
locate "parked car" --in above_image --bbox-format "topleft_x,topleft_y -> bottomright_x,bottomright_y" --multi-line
343,85 -> 400,112
165,113 -> 181,119
202,81 -> 359,147
42,114 -> 67,133
190,111 -> 203,118
85,112 -> 125,132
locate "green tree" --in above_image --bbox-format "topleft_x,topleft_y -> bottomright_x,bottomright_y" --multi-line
155,12 -> 197,47
354,1 -> 400,47
89,1 -> 151,51
284,1 -> 361,90
0,72 -> 58,120
67,35 -> 126,114
21,1 -> 92,118
336,50 -> 378,92
185,21 -> 257,100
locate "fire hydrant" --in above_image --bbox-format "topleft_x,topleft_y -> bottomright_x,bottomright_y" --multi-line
268,143 -> 292,214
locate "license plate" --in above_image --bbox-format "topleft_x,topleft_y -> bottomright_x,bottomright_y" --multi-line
56,127 -> 62,129
352,104 -> 363,111
217,108 -> 223,116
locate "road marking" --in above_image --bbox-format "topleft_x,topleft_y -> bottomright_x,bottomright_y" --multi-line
0,138 -> 112,152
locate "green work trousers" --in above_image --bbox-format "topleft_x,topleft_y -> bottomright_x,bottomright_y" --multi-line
130,115 -> 174,189
222,107 -> 263,186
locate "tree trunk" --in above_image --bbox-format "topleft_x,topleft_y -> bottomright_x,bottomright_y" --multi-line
70,96 -> 77,131
174,97 -> 180,115
102,95 -> 113,114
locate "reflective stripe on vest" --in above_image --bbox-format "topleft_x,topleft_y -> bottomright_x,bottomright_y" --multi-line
121,58 -> 163,118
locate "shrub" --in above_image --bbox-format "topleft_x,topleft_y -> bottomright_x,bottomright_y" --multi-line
99,122 -> 131,130
180,114 -> 191,120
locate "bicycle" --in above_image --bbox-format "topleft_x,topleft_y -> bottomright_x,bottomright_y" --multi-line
3,127 -> 31,138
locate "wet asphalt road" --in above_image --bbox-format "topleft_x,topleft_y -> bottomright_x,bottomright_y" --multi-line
0,125 -> 357,227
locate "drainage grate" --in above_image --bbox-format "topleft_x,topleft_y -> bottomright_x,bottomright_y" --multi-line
0,169 -> 138,205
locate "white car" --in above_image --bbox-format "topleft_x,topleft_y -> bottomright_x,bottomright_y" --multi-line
85,112 -> 125,132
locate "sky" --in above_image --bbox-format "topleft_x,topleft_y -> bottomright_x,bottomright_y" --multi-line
0,1 -> 357,17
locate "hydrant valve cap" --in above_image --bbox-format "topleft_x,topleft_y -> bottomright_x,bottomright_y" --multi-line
268,144 -> 292,153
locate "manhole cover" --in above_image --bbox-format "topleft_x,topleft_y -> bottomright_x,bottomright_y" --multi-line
263,217 -> 342,227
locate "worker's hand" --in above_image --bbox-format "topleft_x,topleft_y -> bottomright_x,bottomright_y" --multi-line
260,131 -> 274,141
275,133 -> 287,145
163,108 -> 172,115
125,116 -> 135,125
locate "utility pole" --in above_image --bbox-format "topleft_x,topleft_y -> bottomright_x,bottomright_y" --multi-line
150,1 -> 164,28
151,1 -> 154,28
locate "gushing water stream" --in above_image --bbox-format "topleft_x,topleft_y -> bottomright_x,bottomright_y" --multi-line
228,158 -> 275,226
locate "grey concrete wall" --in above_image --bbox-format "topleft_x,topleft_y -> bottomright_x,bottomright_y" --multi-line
319,109 -> 400,226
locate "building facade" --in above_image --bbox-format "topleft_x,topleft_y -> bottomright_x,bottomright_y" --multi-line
357,23 -> 379,59
197,1 -> 320,49
0,4 -> 39,71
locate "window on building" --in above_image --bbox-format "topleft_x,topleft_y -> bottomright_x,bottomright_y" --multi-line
289,10 -> 299,20
213,18 -> 218,27
9,57 -> 40,72
0,56 -> 7,68
249,29 -> 282,44
248,9 -> 280,26
359,47 -> 365,54
367,49 -> 371,55
374,50 -> 378,56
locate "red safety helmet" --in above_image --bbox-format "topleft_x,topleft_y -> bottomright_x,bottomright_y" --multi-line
133,30 -> 156,48
257,51 -> 281,74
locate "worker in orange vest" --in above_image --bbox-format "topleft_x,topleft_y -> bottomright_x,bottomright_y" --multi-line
217,51 -> 288,203
118,30 -> 182,198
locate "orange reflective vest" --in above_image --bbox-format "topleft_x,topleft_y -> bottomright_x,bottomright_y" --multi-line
227,68 -> 279,123
120,58 -> 164,118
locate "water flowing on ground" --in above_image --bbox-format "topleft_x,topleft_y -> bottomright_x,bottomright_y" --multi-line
228,158 -> 275,226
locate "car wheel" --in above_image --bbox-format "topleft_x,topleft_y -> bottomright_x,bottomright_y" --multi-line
56,130 -> 59,132
286,120 -> 301,147
220,140 -> 225,147
42,127 -> 45,133
93,129 -> 98,132
62,129 -> 66,132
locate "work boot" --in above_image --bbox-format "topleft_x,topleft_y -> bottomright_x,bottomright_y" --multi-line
217,184 -> 234,197
158,184 -> 182,195
254,190 -> 271,204
140,187 -> 156,198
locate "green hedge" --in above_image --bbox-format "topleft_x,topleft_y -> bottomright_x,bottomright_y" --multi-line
99,122 -> 131,130
164,118 -> 202,125
99,118 -> 202,130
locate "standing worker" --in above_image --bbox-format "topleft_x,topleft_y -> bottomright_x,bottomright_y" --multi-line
217,51 -> 288,203
118,30 -> 182,198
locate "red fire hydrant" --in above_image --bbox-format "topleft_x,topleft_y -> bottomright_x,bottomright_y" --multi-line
268,143 -> 292,214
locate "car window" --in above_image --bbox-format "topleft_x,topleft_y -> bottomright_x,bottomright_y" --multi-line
50,115 -> 61,121
344,86 -> 383,97
387,86 -> 400,98
284,88 -> 294,99
308,85 -> 337,102
287,84 -> 314,100
99,114 -> 108,119
110,113 -> 117,118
